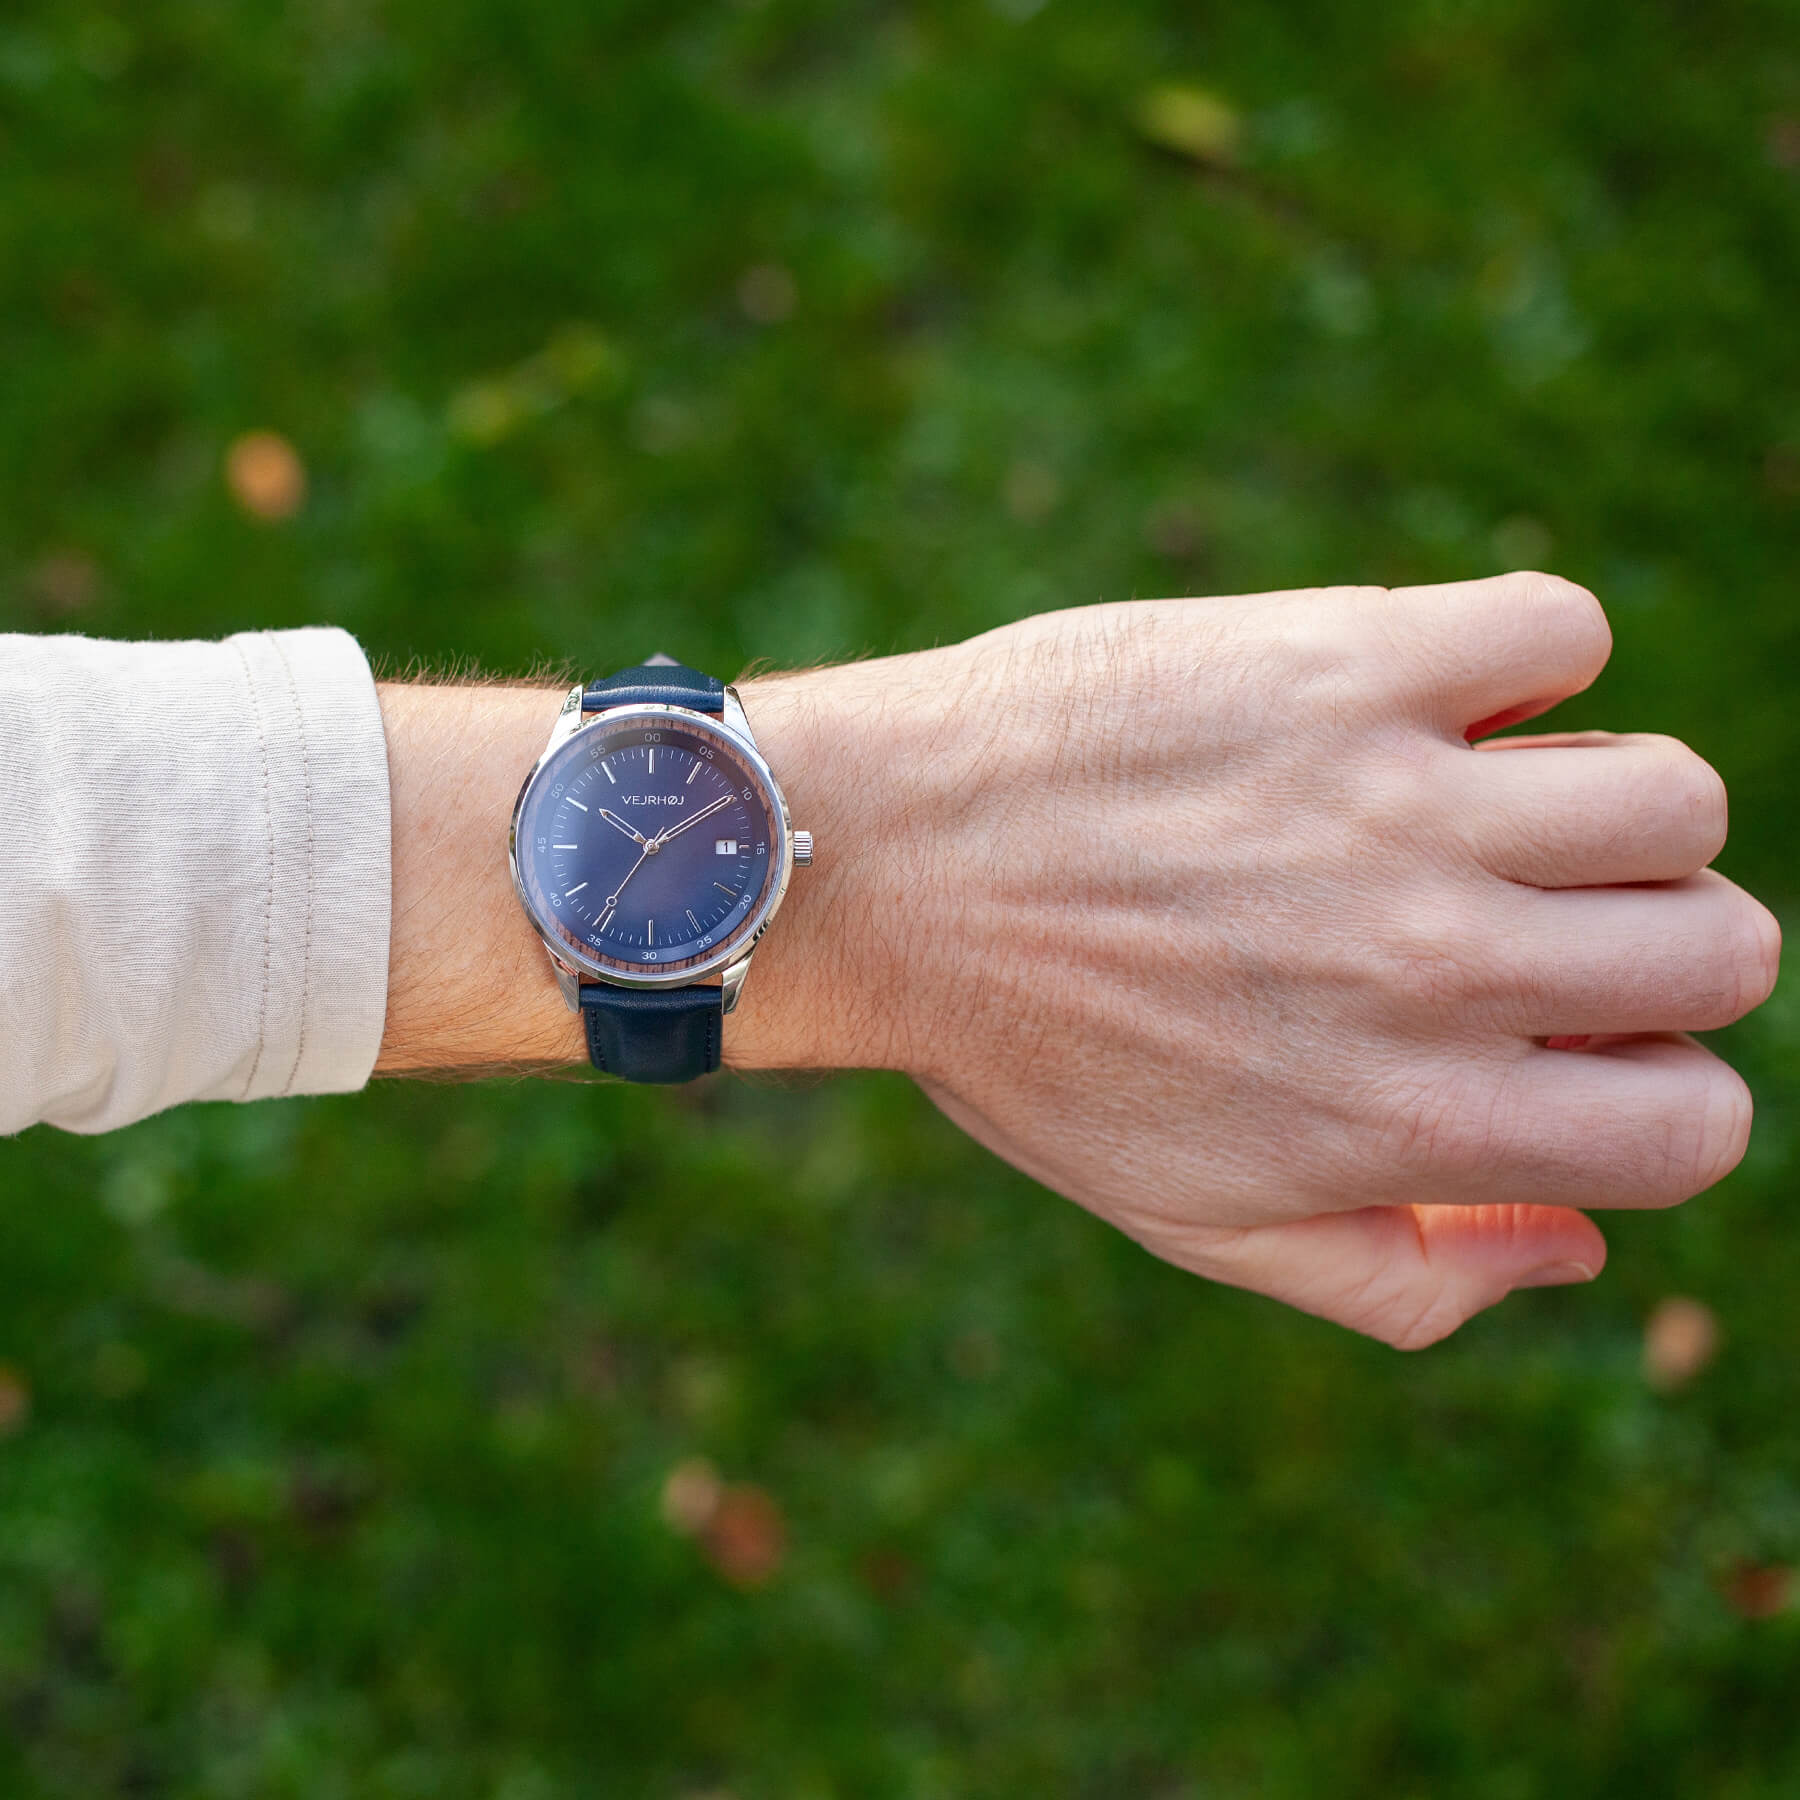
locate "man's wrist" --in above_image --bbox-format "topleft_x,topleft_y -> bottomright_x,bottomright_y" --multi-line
375,680 -> 585,1074
721,664 -> 924,1073
372,663 -> 928,1078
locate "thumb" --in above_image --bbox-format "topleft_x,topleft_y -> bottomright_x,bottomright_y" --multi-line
1187,1203 -> 1606,1350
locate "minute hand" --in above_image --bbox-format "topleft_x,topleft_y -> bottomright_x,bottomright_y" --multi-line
652,792 -> 736,847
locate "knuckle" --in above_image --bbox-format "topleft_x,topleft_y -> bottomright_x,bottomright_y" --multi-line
1675,891 -> 1781,1032
1753,897 -> 1783,994
1635,1064 -> 1752,1201
1314,1211 -> 1481,1351
1682,1066 -> 1754,1194
1645,738 -> 1729,860
1343,742 -> 1443,845
1275,587 -> 1391,689
1724,896 -> 1783,1018
1508,570 -> 1613,673
1379,1287 -> 1476,1352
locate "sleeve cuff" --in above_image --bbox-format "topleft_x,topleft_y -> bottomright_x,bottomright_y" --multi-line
0,626 -> 391,1135
225,628 -> 392,1101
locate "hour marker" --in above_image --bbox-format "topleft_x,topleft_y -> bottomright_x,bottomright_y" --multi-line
566,797 -> 588,811
685,909 -> 700,931
685,761 -> 701,784
553,843 -> 579,850
601,761 -> 616,783
715,839 -> 738,856
648,747 -> 655,774
714,882 -> 737,898
566,881 -> 588,896
647,918 -> 655,945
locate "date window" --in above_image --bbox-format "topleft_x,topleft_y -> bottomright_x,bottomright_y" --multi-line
715,838 -> 739,856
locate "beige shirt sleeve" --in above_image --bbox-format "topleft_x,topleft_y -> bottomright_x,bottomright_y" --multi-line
0,628 -> 392,1135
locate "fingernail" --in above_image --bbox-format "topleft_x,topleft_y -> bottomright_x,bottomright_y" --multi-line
1515,1260 -> 1598,1290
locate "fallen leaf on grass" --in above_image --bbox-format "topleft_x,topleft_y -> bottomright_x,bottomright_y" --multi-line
659,1457 -> 786,1588
1642,1296 -> 1719,1391
226,430 -> 306,520
702,1484 -> 786,1589
660,1456 -> 723,1536
1133,84 -> 1242,167
1721,1561 -> 1794,1620
0,1363 -> 30,1436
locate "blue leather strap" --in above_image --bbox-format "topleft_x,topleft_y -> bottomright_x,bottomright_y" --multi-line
577,656 -> 725,1083
579,983 -> 722,1084
581,657 -> 723,715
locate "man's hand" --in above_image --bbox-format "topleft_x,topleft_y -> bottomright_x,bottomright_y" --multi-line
727,573 -> 1781,1348
375,572 -> 1779,1348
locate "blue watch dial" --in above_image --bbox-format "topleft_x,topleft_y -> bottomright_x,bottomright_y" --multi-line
515,716 -> 778,976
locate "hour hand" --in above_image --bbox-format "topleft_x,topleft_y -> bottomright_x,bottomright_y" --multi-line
599,808 -> 647,845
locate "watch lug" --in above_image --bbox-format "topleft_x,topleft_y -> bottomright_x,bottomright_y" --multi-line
548,682 -> 586,752
720,952 -> 754,1015
721,684 -> 755,748
546,948 -> 582,1012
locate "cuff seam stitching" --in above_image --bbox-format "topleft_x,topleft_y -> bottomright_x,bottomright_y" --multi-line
271,637 -> 316,1098
231,638 -> 276,1101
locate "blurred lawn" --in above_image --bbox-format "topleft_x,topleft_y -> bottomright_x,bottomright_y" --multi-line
2,2 -> 1799,1795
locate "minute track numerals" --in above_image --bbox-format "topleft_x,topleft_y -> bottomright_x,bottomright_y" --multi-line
519,722 -> 775,975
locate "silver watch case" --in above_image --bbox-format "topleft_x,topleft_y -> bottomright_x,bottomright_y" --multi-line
508,683 -> 796,1017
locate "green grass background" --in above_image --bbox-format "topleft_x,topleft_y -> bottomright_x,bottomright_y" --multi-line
2,2 -> 1798,1794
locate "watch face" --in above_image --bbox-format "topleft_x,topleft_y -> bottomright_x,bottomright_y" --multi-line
512,710 -> 784,982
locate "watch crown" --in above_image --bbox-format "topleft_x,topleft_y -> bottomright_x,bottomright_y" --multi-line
792,829 -> 814,866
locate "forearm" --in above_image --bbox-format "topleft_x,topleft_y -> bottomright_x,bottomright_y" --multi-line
8,580 -> 1775,1353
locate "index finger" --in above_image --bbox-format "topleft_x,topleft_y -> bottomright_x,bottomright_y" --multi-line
1371,571 -> 1613,736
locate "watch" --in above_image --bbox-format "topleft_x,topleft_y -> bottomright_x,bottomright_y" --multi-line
508,656 -> 813,1083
